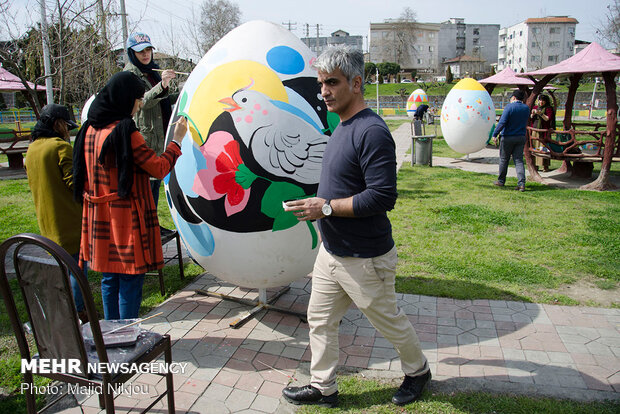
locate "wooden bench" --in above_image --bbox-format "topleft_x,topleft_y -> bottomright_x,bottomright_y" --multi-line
0,130 -> 31,169
527,123 -> 620,178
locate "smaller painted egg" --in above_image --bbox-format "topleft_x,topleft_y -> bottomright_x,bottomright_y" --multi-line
406,88 -> 428,117
440,78 -> 495,154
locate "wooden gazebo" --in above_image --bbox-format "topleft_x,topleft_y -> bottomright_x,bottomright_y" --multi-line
517,42 -> 620,191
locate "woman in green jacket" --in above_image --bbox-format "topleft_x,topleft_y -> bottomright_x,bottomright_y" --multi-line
123,32 -> 176,207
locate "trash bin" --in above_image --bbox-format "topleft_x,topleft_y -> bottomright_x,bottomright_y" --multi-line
413,137 -> 432,165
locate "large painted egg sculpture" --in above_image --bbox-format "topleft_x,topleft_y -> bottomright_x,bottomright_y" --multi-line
164,21 -> 339,288
406,88 -> 428,117
440,78 -> 495,154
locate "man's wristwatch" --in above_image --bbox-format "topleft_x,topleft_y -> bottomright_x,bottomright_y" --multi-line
321,200 -> 332,216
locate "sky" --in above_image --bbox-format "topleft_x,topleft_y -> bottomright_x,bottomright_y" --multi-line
5,0 -> 612,58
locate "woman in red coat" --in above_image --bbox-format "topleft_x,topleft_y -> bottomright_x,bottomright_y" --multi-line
73,71 -> 187,319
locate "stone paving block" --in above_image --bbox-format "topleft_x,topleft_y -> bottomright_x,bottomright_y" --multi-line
177,377 -> 211,395
225,388 -> 256,411
524,350 -> 550,365
261,341 -> 286,356
201,382 -> 233,401
438,317 -> 456,326
172,390 -> 200,410
280,345 -> 307,360
557,374 -> 588,389
368,357 -> 392,370
373,337 -> 393,348
252,394 -> 281,412
470,328 -> 497,338
189,364 -> 221,382
585,342 -> 614,356
347,355 -> 370,368
356,327 -> 377,337
371,346 -> 399,360
457,332 -> 478,345
507,368 -> 534,383
478,338 -> 500,347
438,325 -> 464,335
437,334 -> 458,345
235,371 -> 264,393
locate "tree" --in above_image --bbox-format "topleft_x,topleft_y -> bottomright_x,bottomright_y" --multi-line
597,0 -> 620,50
364,62 -> 376,82
445,66 -> 453,84
199,0 -> 241,54
0,0 -> 118,112
376,8 -> 418,68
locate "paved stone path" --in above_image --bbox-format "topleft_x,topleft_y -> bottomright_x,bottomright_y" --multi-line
51,122 -> 618,413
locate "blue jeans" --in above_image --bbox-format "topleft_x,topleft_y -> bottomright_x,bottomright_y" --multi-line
498,135 -> 526,187
150,179 -> 162,208
70,253 -> 88,312
101,273 -> 145,320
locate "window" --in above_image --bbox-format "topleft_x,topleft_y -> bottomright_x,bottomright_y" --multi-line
428,32 -> 435,38
549,41 -> 560,48
417,58 -> 422,64
518,57 -> 522,63
531,55 -> 540,62
531,41 -> 538,48
429,46 -> 434,52
550,27 -> 560,34
568,28 -> 575,36
532,27 -> 540,34
473,28 -> 480,35
548,55 -> 558,62
519,31 -> 523,36
473,38 -> 479,45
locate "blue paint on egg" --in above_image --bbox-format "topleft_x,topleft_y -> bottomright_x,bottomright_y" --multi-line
266,46 -> 304,74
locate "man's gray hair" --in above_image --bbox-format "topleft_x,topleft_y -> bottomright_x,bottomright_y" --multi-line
313,45 -> 365,93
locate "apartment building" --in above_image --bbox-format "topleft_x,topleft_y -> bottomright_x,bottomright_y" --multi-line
497,16 -> 578,72
368,20 -> 440,74
438,18 -> 500,72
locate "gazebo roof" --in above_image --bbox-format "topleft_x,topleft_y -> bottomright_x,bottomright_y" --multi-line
519,42 -> 620,77
479,67 -> 535,86
0,67 -> 46,92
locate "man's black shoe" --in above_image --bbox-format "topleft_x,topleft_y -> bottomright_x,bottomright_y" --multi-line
282,384 -> 338,408
392,370 -> 431,406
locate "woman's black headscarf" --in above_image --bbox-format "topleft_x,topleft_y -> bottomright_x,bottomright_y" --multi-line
127,48 -> 173,129
73,71 -> 146,202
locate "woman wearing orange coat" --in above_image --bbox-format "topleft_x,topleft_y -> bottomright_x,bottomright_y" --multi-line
73,71 -> 187,319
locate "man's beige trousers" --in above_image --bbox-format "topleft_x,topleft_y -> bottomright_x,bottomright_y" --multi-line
308,244 -> 428,395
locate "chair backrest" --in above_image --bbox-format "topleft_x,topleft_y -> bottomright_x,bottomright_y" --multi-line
0,234 -> 104,378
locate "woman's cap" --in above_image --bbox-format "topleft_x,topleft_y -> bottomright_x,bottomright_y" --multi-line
126,32 -> 154,52
40,104 -> 79,130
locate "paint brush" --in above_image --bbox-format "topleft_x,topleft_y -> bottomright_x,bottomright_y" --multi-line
104,312 -> 164,335
153,68 -> 190,76
255,360 -> 298,381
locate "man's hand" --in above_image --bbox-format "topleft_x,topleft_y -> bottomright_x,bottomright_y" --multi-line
283,197 -> 326,221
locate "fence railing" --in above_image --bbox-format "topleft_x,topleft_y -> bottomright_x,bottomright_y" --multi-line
0,109 -> 81,124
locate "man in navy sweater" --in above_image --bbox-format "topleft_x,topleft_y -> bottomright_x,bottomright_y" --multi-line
492,89 -> 531,191
282,46 -> 429,408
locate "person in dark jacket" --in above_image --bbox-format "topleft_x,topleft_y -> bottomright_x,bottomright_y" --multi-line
25,104 -> 88,322
492,89 -> 531,191
123,32 -> 176,208
281,46 -> 429,408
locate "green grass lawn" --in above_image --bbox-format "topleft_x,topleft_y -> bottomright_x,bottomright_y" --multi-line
296,374 -> 619,413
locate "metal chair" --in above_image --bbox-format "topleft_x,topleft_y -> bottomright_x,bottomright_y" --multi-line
0,233 -> 175,413
149,227 -> 185,296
